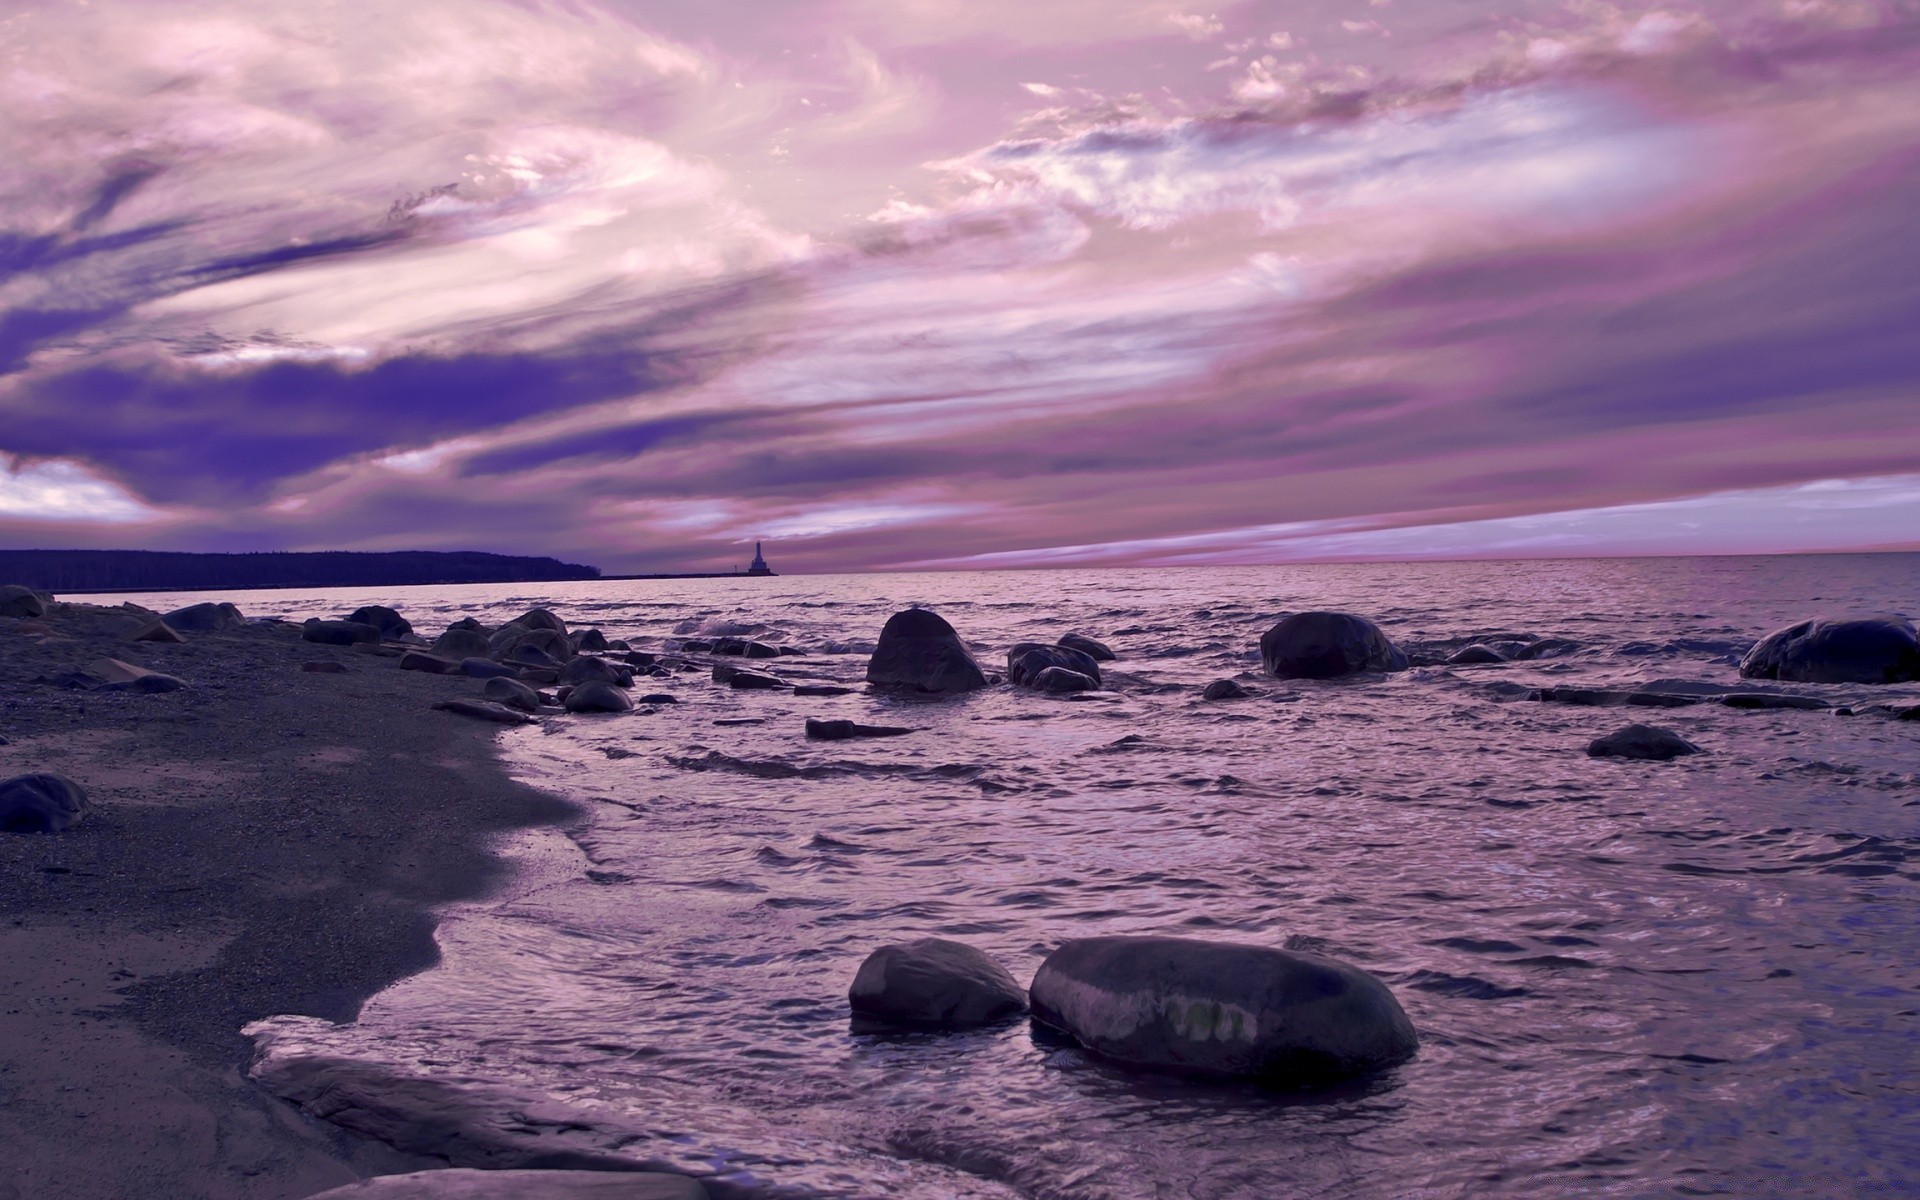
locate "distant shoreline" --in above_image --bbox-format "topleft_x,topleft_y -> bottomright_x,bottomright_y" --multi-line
63,572 -> 778,597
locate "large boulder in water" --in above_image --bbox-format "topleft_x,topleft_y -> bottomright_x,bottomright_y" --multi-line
304,618 -> 381,646
345,605 -> 412,640
560,656 -> 632,688
1057,633 -> 1116,661
491,624 -> 571,664
1033,666 -> 1097,694
564,681 -> 633,713
0,773 -> 87,833
1029,935 -> 1418,1082
1587,723 -> 1701,761
849,938 -> 1028,1028
164,601 -> 245,632
865,608 -> 989,693
0,585 -> 46,619
1007,642 -> 1102,688
1739,617 -> 1920,684
1260,612 -> 1408,679
513,608 -> 568,636
303,1168 -> 708,1199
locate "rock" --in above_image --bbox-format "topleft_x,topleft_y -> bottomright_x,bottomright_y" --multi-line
88,657 -> 186,693
1447,645 -> 1507,665
1531,686 -> 1700,708
434,627 -> 494,659
1259,612 -> 1408,679
483,676 -> 544,713
848,938 -> 1028,1028
301,660 -> 349,674
572,628 -> 610,652
712,637 -> 781,659
637,693 -> 677,704
518,667 -> 560,686
126,618 -> 186,644
1739,617 -> 1920,684
399,651 -> 459,675
865,608 -> 989,694
1029,935 -> 1418,1082
1587,723 -> 1701,761
1033,666 -> 1097,694
459,657 -> 519,679
1057,633 -> 1116,661
805,718 -> 915,740
776,645 -> 807,656
793,684 -> 855,697
0,773 -> 88,833
507,643 -> 561,670
561,657 -> 632,688
0,584 -> 46,619
622,651 -> 658,668
725,669 -> 785,690
304,619 -> 382,646
564,681 -> 633,713
164,601 -> 246,632
345,605 -> 413,640
1720,692 -> 1828,711
447,617 -> 486,632
1202,679 -> 1252,700
302,1168 -> 708,1200
513,608 -> 568,635
1007,643 -> 1102,689
433,700 -> 537,725
1513,637 -> 1581,661
492,625 -> 572,664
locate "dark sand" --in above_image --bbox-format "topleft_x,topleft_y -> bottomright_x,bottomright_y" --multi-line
0,600 -> 583,1198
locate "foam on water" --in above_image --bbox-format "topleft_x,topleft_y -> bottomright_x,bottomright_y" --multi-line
236,558 -> 1920,1198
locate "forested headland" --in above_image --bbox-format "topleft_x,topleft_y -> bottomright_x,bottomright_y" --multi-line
0,549 -> 600,593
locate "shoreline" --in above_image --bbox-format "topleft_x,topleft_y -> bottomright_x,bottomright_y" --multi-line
0,598 -> 587,1198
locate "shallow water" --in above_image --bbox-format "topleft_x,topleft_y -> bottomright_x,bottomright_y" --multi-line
168,557 -> 1919,1198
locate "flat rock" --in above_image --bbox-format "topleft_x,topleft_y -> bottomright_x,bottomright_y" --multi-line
88,657 -> 187,693
164,601 -> 246,632
865,608 -> 989,694
1260,612 -> 1408,679
1029,935 -> 1418,1082
1008,643 -> 1102,689
304,619 -> 382,646
399,651 -> 460,675
637,693 -> 677,704
793,685 -> 855,697
849,937 -> 1028,1028
1202,679 -> 1252,700
0,584 -> 46,619
0,773 -> 87,833
805,718 -> 915,740
433,700 -> 537,726
483,676 -> 544,713
1057,633 -> 1116,661
564,681 -> 633,713
1587,723 -> 1701,761
126,618 -> 186,644
726,669 -> 786,690
1739,617 -> 1920,684
302,1168 -> 708,1199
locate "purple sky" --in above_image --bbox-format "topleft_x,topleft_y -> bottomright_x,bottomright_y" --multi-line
2,0 -> 1917,572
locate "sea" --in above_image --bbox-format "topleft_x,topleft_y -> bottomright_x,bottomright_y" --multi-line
98,556 -> 1920,1199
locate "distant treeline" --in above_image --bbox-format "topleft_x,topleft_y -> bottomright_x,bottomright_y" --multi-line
0,549 -> 601,593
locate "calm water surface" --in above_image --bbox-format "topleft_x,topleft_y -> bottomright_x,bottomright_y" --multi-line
154,558 -> 1919,1199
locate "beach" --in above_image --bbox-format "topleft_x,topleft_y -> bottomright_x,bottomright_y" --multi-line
0,599 -> 579,1198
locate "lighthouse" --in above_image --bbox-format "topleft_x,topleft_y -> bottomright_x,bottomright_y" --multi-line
746,541 -> 775,576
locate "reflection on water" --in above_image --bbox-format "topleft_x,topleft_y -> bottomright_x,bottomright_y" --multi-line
235,558 -> 1920,1198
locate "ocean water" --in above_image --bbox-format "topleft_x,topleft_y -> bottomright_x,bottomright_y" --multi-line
137,557 -> 1919,1198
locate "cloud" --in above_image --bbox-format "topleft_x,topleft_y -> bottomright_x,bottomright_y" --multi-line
0,456 -> 165,524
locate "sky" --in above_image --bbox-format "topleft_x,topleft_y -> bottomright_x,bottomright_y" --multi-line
1,0 -> 1917,573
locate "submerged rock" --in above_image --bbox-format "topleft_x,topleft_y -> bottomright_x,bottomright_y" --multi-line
304,619 -> 381,646
1007,643 -> 1102,689
1587,724 -> 1701,761
1202,679 -> 1253,700
1058,633 -> 1116,661
724,668 -> 786,690
164,601 -> 246,632
1512,637 -> 1581,661
1029,935 -> 1418,1082
564,681 -> 633,713
346,605 -> 413,640
0,773 -> 88,833
865,608 -> 990,694
483,676 -> 544,713
1447,645 -> 1507,665
805,718 -> 915,740
849,937 -> 1028,1028
793,684 -> 855,697
1033,665 -> 1097,694
127,618 -> 186,644
1260,613 -> 1408,679
712,637 -> 781,659
1739,617 -> 1920,684
0,584 -> 46,619
303,1169 -> 708,1199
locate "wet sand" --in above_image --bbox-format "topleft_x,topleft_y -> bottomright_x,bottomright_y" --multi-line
0,600 -> 581,1199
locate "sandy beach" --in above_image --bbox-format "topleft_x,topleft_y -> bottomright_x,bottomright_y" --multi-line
0,597 -> 581,1199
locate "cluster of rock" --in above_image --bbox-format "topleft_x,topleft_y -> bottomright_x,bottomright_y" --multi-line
848,933 -> 1418,1085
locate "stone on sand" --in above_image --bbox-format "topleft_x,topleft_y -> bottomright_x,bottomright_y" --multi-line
1739,617 -> 1920,684
164,601 -> 246,632
482,677 -> 544,713
0,772 -> 88,833
1586,723 -> 1701,761
1260,612 -> 1408,679
433,627 -> 494,659
126,618 -> 186,644
432,700 -> 537,726
399,652 -> 459,675
346,606 -> 413,640
0,584 -> 46,619
302,1168 -> 708,1199
304,619 -> 382,646
849,937 -> 1028,1028
88,657 -> 187,693
564,681 -> 633,713
1029,935 -> 1418,1082
865,608 -> 989,694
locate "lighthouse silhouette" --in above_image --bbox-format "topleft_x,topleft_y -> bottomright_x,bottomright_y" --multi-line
746,541 -> 775,577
